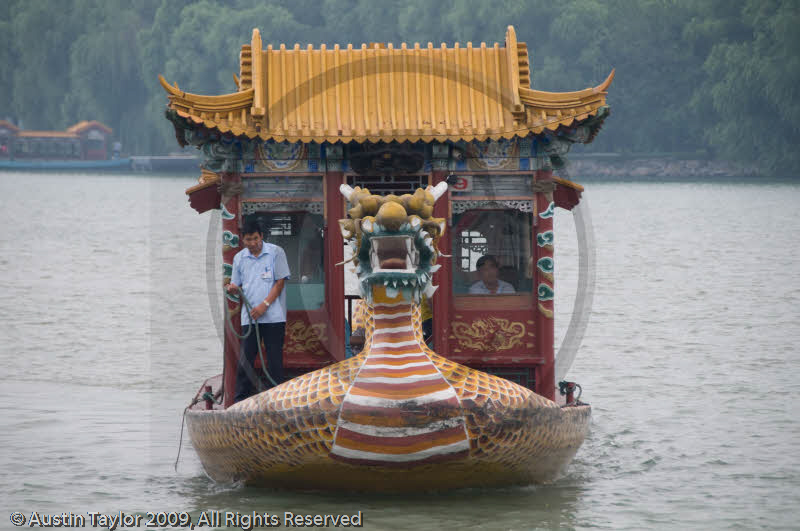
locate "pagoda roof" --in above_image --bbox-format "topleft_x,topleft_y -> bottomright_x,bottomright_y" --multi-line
0,120 -> 20,132
161,26 -> 612,145
67,121 -> 113,134
18,130 -> 78,138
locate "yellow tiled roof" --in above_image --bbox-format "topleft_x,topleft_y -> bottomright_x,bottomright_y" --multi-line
18,131 -> 79,138
66,121 -> 113,134
0,120 -> 20,132
161,26 -> 613,144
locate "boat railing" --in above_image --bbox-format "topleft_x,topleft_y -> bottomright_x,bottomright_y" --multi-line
344,294 -> 361,325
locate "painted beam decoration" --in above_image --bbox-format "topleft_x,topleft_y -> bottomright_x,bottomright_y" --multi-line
172,133 -> 601,183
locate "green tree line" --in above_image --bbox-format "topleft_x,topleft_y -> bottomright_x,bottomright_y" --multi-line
1,0 -> 797,174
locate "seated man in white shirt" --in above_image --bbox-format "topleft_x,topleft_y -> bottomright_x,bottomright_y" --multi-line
469,254 -> 516,295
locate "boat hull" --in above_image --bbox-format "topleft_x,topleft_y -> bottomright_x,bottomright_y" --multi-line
185,366 -> 590,491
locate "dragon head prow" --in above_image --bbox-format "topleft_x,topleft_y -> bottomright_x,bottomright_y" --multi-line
339,183 -> 447,305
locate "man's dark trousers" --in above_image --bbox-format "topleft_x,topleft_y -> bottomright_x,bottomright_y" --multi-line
234,322 -> 285,403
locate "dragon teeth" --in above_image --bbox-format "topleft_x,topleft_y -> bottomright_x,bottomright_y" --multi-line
424,284 -> 438,297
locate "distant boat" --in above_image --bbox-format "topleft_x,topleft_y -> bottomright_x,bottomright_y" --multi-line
0,120 -> 131,171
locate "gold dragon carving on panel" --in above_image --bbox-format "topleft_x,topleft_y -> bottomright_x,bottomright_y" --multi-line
451,317 -> 527,351
284,321 -> 328,357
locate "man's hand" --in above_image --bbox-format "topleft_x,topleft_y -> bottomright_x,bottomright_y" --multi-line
250,301 -> 268,320
225,283 -> 240,295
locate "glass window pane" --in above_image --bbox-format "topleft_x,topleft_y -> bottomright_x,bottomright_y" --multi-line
243,211 -> 325,311
87,139 -> 104,150
451,209 -> 533,295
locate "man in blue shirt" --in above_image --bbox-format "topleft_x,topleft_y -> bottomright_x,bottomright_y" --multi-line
225,221 -> 291,402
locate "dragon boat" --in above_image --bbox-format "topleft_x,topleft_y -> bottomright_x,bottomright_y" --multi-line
161,25 -> 612,491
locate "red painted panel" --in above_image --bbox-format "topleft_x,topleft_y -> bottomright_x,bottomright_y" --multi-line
553,185 -> 582,211
431,170 -> 451,358
283,308 -> 335,368
534,170 -> 555,400
222,172 -> 241,408
188,186 -> 222,214
324,171 -> 346,361
447,305 -> 538,365
85,149 -> 106,160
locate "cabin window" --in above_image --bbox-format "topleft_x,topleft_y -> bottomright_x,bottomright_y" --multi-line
242,211 -> 325,311
451,209 -> 533,295
86,138 -> 104,151
449,173 -> 533,198
346,175 -> 429,196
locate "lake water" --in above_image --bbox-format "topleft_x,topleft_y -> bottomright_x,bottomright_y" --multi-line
1,172 -> 798,530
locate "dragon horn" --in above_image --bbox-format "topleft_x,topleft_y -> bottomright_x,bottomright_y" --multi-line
430,181 -> 448,202
339,184 -> 355,200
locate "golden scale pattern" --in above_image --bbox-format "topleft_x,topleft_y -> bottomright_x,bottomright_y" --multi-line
186,299 -> 589,486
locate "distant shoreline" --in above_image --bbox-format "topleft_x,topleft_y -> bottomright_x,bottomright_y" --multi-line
566,155 -> 760,179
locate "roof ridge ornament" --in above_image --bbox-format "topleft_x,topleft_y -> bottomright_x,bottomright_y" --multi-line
505,26 -> 523,114
251,29 -> 265,119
